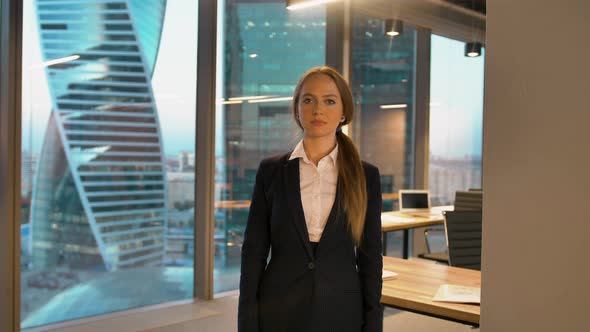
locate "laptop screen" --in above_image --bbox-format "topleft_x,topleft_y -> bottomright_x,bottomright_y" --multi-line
400,192 -> 429,209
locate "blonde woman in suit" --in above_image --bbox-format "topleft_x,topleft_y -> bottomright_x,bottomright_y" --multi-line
238,66 -> 383,332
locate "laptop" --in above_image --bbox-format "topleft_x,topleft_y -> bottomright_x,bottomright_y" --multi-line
398,190 -> 439,217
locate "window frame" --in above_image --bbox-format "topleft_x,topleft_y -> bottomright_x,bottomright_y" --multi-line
0,0 -> 23,331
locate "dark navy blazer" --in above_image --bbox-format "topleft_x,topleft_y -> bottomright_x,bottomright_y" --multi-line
238,153 -> 383,332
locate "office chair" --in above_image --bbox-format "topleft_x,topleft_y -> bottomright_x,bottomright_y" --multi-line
443,210 -> 483,270
420,190 -> 483,264
454,190 -> 483,211
420,235 -> 450,263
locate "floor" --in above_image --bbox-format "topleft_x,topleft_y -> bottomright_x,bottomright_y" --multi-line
38,293 -> 478,332
35,232 -> 470,332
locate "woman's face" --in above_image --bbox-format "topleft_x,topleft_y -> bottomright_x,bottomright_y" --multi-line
297,74 -> 344,140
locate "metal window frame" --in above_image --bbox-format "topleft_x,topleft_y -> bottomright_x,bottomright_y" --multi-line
194,0 -> 217,300
0,0 -> 22,331
413,27 -> 431,192
326,0 -> 347,74
409,27 -> 432,257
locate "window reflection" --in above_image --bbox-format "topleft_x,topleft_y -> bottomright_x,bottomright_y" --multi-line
214,0 -> 326,293
351,14 -> 417,212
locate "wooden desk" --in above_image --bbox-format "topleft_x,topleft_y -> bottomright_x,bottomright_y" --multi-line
382,256 -> 480,326
381,206 -> 453,258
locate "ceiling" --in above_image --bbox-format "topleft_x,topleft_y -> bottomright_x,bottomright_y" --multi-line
444,0 -> 486,15
350,0 -> 486,43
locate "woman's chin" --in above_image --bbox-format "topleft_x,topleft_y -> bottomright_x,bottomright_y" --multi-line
304,130 -> 337,139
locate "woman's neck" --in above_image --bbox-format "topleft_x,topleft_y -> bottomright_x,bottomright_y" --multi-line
302,136 -> 337,166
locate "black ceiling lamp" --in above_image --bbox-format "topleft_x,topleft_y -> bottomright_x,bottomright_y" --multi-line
464,0 -> 483,57
465,41 -> 482,57
384,19 -> 403,37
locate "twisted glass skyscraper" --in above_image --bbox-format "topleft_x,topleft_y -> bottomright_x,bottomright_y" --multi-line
30,0 -> 168,271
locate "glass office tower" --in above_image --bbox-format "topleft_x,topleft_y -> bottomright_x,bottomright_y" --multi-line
29,0 -> 168,272
214,0 -> 326,292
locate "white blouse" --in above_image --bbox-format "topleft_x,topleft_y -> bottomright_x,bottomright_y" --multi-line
289,140 -> 339,242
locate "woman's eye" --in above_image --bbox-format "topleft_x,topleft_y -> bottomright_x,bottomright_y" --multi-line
326,99 -> 336,105
302,98 -> 312,104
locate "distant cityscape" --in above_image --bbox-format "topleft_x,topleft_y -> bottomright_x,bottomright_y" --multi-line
430,153 -> 482,206
21,149 -> 481,266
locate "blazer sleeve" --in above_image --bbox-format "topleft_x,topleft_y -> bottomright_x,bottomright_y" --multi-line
238,160 -> 272,332
358,163 -> 383,332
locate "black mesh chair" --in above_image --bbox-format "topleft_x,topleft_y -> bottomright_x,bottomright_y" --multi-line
420,190 -> 483,264
454,190 -> 483,211
443,210 -> 483,270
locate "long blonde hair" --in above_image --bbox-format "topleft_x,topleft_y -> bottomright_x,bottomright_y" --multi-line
292,66 -> 367,247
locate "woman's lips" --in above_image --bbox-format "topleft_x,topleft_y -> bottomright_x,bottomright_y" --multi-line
311,120 -> 326,126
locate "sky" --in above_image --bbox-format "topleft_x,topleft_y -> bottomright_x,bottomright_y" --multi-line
430,35 -> 485,159
21,1 -> 484,160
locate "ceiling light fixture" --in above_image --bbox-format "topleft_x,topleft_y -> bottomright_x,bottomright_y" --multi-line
380,104 -> 407,109
228,95 -> 273,101
465,42 -> 482,57
464,0 -> 483,58
219,100 -> 243,105
286,0 -> 337,11
31,55 -> 80,69
248,96 -> 293,104
384,19 -> 403,37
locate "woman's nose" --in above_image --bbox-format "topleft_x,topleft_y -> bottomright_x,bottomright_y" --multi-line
312,104 -> 322,114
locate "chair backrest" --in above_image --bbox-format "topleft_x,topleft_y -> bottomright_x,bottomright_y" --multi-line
444,210 -> 482,270
454,190 -> 483,211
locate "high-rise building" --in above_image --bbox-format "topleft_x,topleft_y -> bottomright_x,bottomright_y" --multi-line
177,151 -> 195,172
29,0 -> 168,271
21,150 -> 38,198
429,155 -> 482,205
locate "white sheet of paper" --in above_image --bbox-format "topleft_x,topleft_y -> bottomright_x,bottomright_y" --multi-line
432,284 -> 481,304
382,270 -> 398,280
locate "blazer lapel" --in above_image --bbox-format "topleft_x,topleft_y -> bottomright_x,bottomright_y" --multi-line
283,157 -> 314,260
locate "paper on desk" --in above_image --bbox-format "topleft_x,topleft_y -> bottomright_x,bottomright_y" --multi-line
432,284 -> 481,304
382,270 -> 398,280
382,214 -> 413,223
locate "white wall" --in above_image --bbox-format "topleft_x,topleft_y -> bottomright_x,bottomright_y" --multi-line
481,1 -> 590,331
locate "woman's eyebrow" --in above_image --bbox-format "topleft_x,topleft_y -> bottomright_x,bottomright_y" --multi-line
301,93 -> 339,98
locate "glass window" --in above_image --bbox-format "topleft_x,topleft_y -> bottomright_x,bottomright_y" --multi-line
351,14 -> 417,212
350,14 -> 417,258
429,35 -> 484,206
21,0 -> 197,327
214,0 -> 326,293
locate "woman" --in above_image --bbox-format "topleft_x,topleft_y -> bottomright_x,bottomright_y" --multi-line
238,66 -> 383,332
